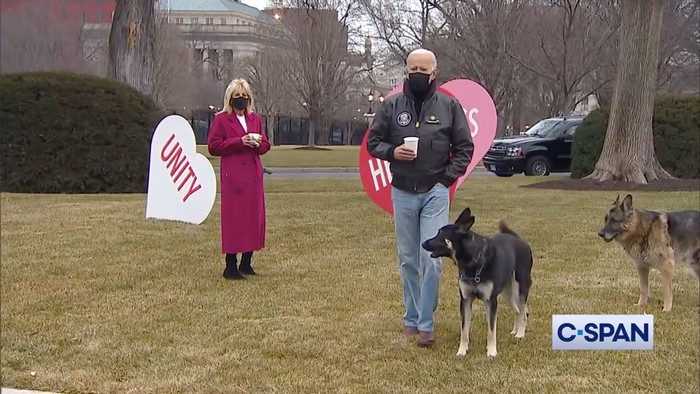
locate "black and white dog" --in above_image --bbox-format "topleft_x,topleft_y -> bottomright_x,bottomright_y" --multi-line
422,207 -> 534,358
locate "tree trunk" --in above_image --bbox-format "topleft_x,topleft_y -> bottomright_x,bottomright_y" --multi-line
345,121 -> 352,145
108,0 -> 156,97
512,96 -> 522,136
317,118 -> 330,145
585,0 -> 673,183
595,84 -> 614,109
268,114 -> 276,146
307,114 -> 316,148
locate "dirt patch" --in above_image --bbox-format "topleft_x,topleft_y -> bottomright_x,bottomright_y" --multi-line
293,146 -> 333,151
524,177 -> 700,192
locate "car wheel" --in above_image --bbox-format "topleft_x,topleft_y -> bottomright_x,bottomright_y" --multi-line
524,155 -> 551,176
495,172 -> 514,177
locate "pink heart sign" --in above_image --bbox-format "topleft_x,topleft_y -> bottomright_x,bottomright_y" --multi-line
358,78 -> 497,215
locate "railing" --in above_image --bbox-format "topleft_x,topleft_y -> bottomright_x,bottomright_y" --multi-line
81,22 -> 284,41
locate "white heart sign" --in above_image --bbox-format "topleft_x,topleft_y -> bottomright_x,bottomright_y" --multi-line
145,114 -> 217,225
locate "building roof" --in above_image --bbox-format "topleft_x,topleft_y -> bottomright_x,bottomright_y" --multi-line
157,0 -> 262,18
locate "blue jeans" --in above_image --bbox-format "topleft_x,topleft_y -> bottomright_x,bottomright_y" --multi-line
391,183 -> 450,333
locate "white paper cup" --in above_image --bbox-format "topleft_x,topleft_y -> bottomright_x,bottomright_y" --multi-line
248,133 -> 262,142
404,136 -> 419,154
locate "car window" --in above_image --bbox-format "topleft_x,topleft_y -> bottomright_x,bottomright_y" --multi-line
524,119 -> 564,137
564,125 -> 579,137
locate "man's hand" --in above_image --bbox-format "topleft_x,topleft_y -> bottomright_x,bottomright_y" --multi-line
393,144 -> 417,161
242,134 -> 259,148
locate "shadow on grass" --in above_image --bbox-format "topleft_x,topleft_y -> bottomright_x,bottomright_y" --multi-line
524,177 -> 700,191
292,146 -> 333,151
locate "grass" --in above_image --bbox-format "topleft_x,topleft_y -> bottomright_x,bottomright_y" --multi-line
196,145 -> 360,168
1,177 -> 699,393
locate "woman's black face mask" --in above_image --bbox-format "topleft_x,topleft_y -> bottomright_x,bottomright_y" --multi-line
231,96 -> 248,110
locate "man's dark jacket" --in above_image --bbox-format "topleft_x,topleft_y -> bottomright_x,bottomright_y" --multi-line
366,80 -> 474,193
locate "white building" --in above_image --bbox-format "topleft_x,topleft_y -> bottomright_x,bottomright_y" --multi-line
570,93 -> 600,116
344,37 -> 405,119
81,0 -> 278,81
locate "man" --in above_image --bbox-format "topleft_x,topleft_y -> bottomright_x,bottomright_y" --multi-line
367,48 -> 474,347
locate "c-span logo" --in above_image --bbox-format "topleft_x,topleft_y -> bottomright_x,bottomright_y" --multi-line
552,314 -> 654,350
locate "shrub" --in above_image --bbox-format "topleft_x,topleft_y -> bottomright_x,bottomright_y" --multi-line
570,106 -> 610,179
571,95 -> 700,179
0,72 -> 164,193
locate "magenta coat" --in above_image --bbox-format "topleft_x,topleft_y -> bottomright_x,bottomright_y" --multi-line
207,111 -> 271,254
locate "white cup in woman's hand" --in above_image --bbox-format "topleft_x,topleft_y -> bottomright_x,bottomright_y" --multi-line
249,133 -> 262,147
243,133 -> 260,147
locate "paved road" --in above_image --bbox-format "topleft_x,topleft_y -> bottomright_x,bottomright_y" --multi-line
2,389 -> 59,394
215,167 -> 571,179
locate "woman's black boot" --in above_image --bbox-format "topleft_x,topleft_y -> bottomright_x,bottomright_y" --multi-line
223,253 -> 245,280
239,251 -> 257,276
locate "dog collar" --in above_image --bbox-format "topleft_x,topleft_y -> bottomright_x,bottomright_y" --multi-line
459,246 -> 487,283
459,267 -> 483,283
459,271 -> 481,283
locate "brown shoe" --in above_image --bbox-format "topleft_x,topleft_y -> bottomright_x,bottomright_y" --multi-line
418,331 -> 434,347
402,326 -> 419,336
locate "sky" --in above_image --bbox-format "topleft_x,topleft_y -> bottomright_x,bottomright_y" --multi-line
240,0 -> 268,10
238,0 -> 375,54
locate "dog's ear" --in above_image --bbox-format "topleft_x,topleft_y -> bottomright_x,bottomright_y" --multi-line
613,193 -> 620,206
621,194 -> 633,211
455,207 -> 472,225
455,215 -> 475,234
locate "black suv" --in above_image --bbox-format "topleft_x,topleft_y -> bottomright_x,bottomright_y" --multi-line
483,116 -> 583,177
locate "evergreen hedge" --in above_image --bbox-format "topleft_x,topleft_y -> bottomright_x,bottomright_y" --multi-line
0,72 -> 164,193
571,95 -> 700,179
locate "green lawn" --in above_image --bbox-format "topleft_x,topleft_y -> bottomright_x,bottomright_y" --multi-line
197,145 -> 360,168
1,178 -> 699,393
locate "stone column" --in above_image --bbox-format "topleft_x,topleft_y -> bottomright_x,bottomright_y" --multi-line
223,49 -> 234,82
193,48 -> 204,75
208,48 -> 220,79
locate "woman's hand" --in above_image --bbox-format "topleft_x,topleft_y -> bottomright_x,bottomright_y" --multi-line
241,134 -> 260,148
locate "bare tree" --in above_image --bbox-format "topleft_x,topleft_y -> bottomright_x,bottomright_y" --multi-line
359,0 -> 548,133
239,47 -> 290,145
274,0 -> 360,147
359,0 -> 444,61
584,0 -> 699,108
181,24 -> 227,80
149,14 -> 202,109
338,88 -> 370,144
656,0 -> 699,94
505,0 -> 619,116
0,3 -> 91,74
176,23 -> 268,109
430,0 -> 532,134
108,0 -> 157,96
585,0 -> 672,183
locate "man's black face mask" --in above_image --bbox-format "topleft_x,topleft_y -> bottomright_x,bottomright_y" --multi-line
408,72 -> 432,96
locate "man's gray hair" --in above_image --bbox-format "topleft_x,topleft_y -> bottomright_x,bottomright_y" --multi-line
406,48 -> 438,70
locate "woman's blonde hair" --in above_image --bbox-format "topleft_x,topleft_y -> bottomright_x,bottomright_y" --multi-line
223,78 -> 255,114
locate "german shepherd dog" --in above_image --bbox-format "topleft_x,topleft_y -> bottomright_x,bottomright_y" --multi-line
598,194 -> 700,312
422,207 -> 533,358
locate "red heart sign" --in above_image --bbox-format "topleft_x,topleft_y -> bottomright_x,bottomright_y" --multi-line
359,79 -> 497,215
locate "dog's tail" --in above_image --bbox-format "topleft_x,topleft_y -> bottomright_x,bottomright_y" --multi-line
498,219 -> 520,238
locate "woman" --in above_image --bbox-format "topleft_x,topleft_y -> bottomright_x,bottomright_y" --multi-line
207,78 -> 271,280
